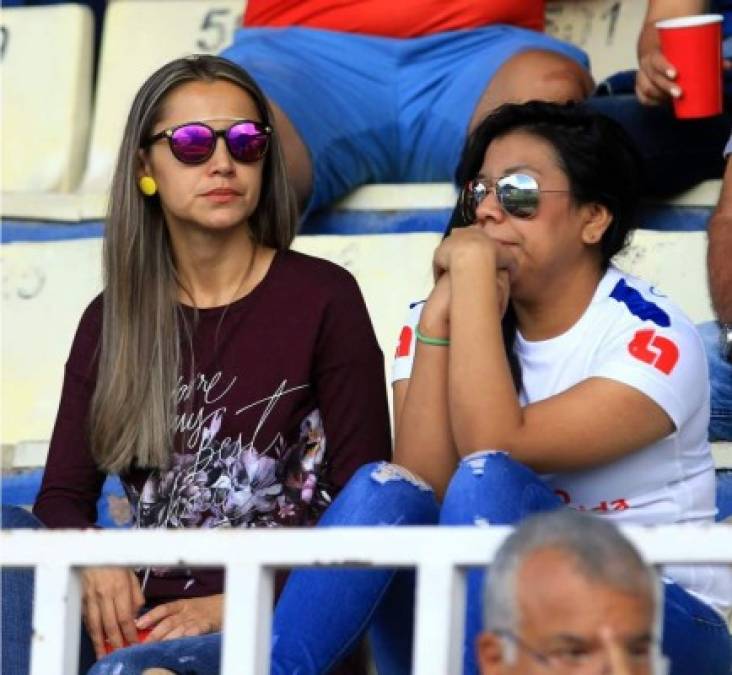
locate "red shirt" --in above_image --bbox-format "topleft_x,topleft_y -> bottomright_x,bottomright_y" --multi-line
244,0 -> 545,37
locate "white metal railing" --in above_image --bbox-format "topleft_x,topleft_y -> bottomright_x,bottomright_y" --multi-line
2,525 -> 732,675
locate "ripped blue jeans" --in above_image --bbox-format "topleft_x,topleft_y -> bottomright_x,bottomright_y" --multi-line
85,454 -> 559,674
18,456 -> 731,674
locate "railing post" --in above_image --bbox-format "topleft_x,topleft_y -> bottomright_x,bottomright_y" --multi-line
30,564 -> 81,675
221,563 -> 274,674
412,562 -> 466,675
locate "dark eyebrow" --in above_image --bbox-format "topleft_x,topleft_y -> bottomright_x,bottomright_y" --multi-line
476,165 -> 541,181
503,164 -> 541,175
549,631 -> 654,648
548,634 -> 590,647
626,632 -> 654,646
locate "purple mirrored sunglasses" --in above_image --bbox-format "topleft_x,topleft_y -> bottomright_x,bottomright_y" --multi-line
142,120 -> 272,164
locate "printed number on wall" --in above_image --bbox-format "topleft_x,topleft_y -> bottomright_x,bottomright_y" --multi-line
197,8 -> 242,52
0,26 -> 9,62
545,0 -> 623,47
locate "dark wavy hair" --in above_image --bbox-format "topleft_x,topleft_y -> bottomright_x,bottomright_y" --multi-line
446,101 -> 645,390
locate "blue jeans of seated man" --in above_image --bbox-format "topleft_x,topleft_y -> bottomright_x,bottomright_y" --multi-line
1,505 -> 97,675
47,458 -> 732,675
584,94 -> 732,199
699,321 -> 732,441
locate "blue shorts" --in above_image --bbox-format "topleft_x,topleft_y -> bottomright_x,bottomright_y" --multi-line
221,26 -> 588,216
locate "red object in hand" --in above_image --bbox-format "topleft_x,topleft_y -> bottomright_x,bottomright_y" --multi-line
656,14 -> 724,118
103,627 -> 152,654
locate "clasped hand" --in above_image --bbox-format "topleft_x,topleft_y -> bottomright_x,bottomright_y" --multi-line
424,227 -> 514,330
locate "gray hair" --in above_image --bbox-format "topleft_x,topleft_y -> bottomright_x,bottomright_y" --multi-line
484,509 -> 661,649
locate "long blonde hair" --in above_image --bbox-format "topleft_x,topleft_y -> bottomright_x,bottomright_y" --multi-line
90,55 -> 298,473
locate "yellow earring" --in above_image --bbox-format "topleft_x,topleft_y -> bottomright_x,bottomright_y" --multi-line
138,176 -> 158,197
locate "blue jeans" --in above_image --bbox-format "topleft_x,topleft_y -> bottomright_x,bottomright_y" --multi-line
0,504 -> 95,675
699,321 -> 732,441
81,456 -> 731,674
221,26 -> 587,218
2,505 -> 38,675
86,464 -> 439,674
1,505 -> 96,675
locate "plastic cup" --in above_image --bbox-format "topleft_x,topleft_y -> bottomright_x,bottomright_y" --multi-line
656,14 -> 724,119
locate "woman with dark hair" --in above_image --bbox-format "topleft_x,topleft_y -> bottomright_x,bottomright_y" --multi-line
388,101 -> 730,675
1,53 -> 390,674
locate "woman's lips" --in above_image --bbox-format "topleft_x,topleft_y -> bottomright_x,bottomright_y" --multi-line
202,188 -> 240,203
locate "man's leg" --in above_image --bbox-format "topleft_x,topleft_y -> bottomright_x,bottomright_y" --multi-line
401,27 -> 591,185
662,582 -> 732,675
268,99 -> 312,213
221,27 -> 397,218
698,321 -> 732,440
469,48 -> 593,130
2,505 -> 43,675
586,95 -> 731,197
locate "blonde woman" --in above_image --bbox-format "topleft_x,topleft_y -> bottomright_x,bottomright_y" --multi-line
2,54 -> 389,675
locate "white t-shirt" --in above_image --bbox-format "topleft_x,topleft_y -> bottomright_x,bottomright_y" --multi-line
392,266 -> 732,617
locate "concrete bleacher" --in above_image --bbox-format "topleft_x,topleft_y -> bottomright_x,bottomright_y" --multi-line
1,0 -> 243,220
1,0 -> 730,492
1,4 -> 93,195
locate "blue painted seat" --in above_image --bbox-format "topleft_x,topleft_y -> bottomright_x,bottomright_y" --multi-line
1,470 -> 130,528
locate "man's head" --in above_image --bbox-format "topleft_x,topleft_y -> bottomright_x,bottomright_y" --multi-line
477,509 -> 662,675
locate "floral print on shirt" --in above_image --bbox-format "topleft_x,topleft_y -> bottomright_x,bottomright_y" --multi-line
125,409 -> 330,531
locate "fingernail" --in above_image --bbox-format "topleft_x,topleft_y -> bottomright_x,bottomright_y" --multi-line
666,68 -> 676,79
671,86 -> 681,98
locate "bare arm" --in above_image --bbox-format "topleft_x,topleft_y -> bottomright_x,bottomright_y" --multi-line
636,0 -> 707,105
709,155 -> 732,323
393,276 -> 459,498
440,230 -> 674,474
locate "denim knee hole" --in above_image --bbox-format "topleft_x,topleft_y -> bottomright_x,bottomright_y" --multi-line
370,462 -> 433,492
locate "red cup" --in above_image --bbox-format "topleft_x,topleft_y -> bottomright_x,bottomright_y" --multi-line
103,627 -> 153,654
656,14 -> 724,119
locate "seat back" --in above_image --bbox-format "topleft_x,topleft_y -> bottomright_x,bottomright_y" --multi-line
79,0 -> 243,195
0,4 -> 93,191
546,0 -> 646,81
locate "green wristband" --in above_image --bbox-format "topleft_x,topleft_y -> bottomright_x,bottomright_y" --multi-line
415,326 -> 450,347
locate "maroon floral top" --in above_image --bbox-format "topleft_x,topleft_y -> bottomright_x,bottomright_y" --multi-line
35,250 -> 392,604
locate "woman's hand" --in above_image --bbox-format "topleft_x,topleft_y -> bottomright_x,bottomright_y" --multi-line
81,566 -> 145,658
136,594 -> 224,642
427,229 -> 513,331
433,226 -> 516,279
433,226 -> 496,276
496,268 -> 510,319
636,43 -> 680,105
421,273 -> 451,338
